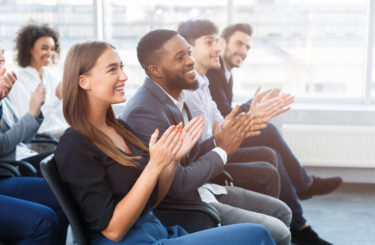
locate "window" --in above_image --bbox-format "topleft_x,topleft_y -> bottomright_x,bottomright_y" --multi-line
1,0 -> 374,105
0,0 -> 94,74
232,0 -> 368,103
102,0 -> 228,98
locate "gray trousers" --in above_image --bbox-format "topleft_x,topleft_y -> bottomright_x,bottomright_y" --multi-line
210,186 -> 292,245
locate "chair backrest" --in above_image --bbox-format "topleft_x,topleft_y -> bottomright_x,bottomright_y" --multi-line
40,155 -> 221,242
40,155 -> 89,245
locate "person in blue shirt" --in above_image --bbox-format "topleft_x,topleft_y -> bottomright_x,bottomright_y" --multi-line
0,41 -> 68,245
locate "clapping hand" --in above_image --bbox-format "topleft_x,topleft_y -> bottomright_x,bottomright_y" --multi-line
214,106 -> 252,155
148,124 -> 184,171
29,83 -> 46,118
250,87 -> 294,119
174,116 -> 205,161
0,68 -> 17,99
242,111 -> 268,138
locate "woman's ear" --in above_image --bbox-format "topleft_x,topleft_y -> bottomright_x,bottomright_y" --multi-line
78,75 -> 91,90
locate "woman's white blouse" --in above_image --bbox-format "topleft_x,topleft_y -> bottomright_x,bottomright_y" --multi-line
8,66 -> 68,134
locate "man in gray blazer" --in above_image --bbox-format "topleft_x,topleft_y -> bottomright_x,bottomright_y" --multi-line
121,29 -> 292,244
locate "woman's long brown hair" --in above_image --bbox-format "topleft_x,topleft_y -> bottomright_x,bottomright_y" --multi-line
62,41 -> 148,167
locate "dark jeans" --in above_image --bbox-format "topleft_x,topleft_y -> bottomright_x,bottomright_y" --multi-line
241,122 -> 312,230
226,146 -> 281,198
90,209 -> 275,245
0,177 -> 68,245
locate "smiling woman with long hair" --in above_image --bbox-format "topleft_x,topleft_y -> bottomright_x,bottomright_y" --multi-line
54,40 -> 275,244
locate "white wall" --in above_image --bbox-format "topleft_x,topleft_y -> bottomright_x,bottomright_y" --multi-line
272,104 -> 375,183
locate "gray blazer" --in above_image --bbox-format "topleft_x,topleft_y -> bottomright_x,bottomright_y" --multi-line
121,77 -> 224,200
0,98 -> 42,160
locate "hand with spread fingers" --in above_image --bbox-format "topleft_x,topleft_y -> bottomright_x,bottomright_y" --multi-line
174,116 -> 205,161
28,82 -> 46,118
148,124 -> 184,172
250,86 -> 294,120
213,105 -> 250,155
253,87 -> 281,102
0,68 -> 17,99
242,111 -> 269,138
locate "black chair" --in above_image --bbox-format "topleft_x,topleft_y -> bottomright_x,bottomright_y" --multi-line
155,198 -> 221,233
210,170 -> 235,187
0,132 -> 58,177
32,133 -> 59,145
0,133 -> 59,178
0,160 -> 38,177
155,170 -> 236,233
40,155 -> 89,245
40,155 -> 222,244
26,133 -> 59,153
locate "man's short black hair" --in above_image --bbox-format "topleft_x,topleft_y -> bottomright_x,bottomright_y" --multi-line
221,23 -> 253,41
137,29 -> 178,72
177,19 -> 218,45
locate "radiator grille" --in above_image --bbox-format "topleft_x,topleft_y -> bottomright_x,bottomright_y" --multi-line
281,124 -> 375,168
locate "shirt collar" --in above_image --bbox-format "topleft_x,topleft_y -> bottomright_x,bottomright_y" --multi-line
195,70 -> 209,88
222,62 -> 232,83
23,66 -> 46,80
152,80 -> 186,113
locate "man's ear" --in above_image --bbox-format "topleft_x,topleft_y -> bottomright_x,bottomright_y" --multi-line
148,65 -> 164,79
78,75 -> 91,90
219,37 -> 227,50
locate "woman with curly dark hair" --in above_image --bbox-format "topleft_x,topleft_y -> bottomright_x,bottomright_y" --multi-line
8,23 -> 67,135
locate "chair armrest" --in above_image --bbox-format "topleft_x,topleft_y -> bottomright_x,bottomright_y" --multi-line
0,160 -> 37,177
32,133 -> 58,145
31,139 -> 59,145
158,198 -> 221,223
210,170 -> 234,186
0,162 -> 21,177
155,198 -> 221,233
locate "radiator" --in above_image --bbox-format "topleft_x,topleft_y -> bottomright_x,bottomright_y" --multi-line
281,124 -> 375,168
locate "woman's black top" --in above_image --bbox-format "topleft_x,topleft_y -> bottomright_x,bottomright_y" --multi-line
54,121 -> 157,232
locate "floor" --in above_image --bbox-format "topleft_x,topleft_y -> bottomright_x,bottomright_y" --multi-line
298,183 -> 375,245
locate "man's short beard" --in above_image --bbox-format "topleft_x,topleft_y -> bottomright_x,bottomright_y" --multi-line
223,53 -> 237,69
166,77 -> 199,91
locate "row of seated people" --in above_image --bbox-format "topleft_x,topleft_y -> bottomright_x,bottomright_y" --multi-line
0,20 -> 343,245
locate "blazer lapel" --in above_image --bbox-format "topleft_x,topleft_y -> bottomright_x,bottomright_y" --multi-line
143,78 -> 196,164
183,103 -> 192,121
143,77 -> 184,125
219,57 -> 233,103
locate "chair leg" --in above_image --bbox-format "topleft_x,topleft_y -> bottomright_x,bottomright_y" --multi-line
66,225 -> 77,244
